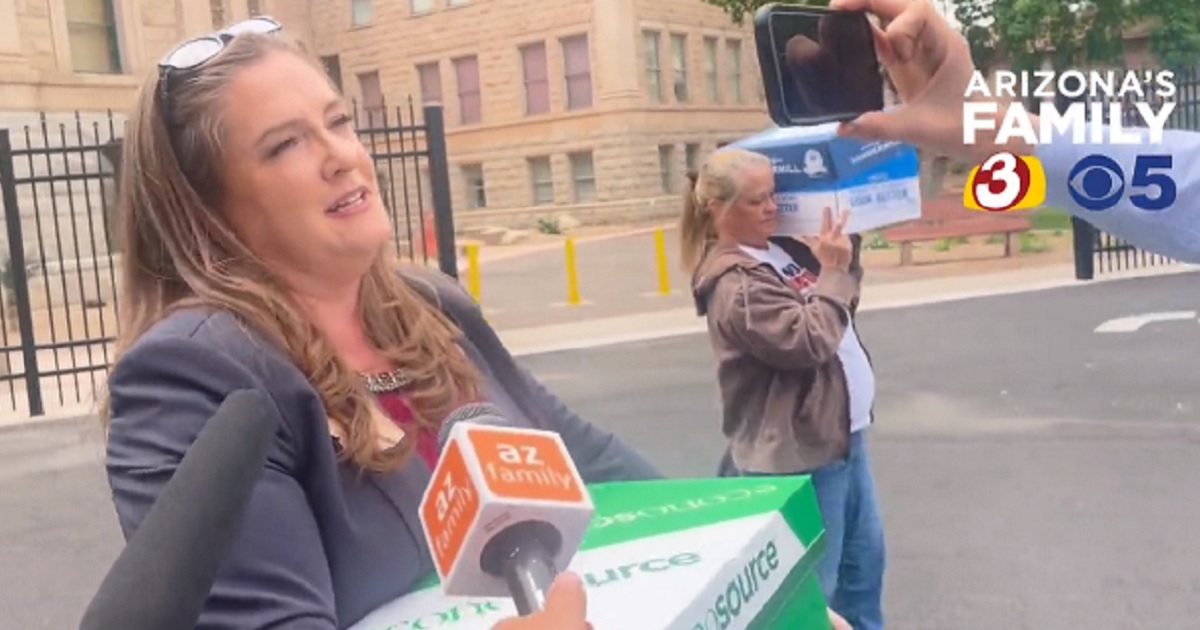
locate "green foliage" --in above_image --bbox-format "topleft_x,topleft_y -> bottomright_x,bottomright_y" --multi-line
698,0 -> 829,26
1136,0 -> 1200,71
1028,208 -> 1072,231
865,231 -> 891,250
703,0 -> 1200,73
1019,232 -> 1050,253
954,0 -> 1000,73
955,0 -> 1200,73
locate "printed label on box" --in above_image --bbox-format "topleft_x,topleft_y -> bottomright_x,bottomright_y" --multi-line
729,124 -> 923,236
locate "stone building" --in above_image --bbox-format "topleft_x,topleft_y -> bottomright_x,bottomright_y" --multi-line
304,0 -> 774,229
3,0 -> 774,238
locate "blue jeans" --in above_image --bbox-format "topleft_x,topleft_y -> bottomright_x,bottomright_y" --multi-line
736,431 -> 886,630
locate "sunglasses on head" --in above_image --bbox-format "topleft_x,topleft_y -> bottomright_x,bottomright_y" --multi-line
156,16 -> 283,124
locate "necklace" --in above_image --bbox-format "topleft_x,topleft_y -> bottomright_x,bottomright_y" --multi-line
362,368 -> 412,393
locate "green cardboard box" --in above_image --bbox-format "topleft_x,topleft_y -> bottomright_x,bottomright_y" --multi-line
350,476 -> 831,630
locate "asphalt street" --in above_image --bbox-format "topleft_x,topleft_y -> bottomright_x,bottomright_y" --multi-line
4,271 -> 1200,629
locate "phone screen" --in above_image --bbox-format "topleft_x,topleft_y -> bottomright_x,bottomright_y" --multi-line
758,7 -> 885,125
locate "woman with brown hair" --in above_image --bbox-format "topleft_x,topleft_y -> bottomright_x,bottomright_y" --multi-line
102,17 -> 656,629
682,147 -> 886,630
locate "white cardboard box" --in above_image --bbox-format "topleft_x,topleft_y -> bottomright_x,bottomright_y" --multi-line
348,477 -> 830,630
728,123 -> 924,236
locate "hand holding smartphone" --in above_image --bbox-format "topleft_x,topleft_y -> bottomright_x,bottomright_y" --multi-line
754,3 -> 886,127
736,2 -> 926,238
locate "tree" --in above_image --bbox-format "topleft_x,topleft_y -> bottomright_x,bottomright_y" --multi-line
703,0 -> 1200,74
698,0 -> 829,26
1136,0 -> 1200,71
955,0 -> 1200,74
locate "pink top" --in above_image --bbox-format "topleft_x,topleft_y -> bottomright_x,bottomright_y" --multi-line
375,391 -> 439,469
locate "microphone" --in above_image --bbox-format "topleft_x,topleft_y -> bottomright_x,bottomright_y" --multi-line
418,402 -> 594,616
79,389 -> 279,630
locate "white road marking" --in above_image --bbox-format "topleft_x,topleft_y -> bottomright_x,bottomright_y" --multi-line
1094,311 -> 1198,333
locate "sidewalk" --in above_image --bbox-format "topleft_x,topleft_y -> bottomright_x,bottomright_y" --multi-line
467,223 -> 1083,331
471,226 -> 692,330
497,261 -> 1200,356
448,220 -> 1200,354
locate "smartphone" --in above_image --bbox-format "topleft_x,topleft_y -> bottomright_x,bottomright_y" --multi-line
754,3 -> 885,127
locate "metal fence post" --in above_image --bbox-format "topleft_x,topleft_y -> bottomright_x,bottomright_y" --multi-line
1059,89 -> 1098,282
0,130 -> 43,416
1070,216 -> 1095,281
100,138 -> 123,254
423,105 -> 458,279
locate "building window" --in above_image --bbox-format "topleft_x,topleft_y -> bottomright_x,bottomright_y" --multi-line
210,0 -> 227,29
726,39 -> 743,103
685,143 -> 700,173
417,62 -> 441,105
659,145 -> 675,194
561,34 -> 592,110
320,54 -> 343,92
357,71 -> 384,125
670,34 -> 688,103
453,56 -> 481,124
247,0 -> 262,16
351,0 -> 372,26
529,157 -> 554,205
569,152 -> 596,203
704,37 -> 719,103
66,0 -> 121,74
643,30 -> 662,103
411,0 -> 434,13
520,42 -> 549,115
462,164 -> 486,209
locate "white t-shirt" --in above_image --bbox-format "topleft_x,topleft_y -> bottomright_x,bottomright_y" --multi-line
739,242 -> 875,433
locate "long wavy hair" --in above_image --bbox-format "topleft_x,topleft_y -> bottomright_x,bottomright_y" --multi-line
101,31 -> 481,472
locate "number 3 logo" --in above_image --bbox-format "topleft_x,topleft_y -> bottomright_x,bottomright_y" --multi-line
963,152 -> 1046,212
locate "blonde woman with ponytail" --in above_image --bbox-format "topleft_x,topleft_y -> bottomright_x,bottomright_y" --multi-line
684,147 -> 887,630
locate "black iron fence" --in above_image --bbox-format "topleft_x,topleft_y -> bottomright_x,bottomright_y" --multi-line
1071,64 -> 1200,279
355,99 -> 458,275
0,100 -> 456,417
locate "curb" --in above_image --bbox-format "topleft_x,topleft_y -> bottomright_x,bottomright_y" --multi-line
503,262 -> 1199,357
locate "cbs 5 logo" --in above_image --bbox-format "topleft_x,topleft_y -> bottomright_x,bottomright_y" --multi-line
963,152 -> 1046,212
1068,154 -> 1176,211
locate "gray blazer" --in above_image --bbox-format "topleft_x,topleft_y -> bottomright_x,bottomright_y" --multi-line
104,267 -> 661,629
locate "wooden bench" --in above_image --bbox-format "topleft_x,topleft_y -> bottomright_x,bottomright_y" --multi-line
881,195 -> 1033,265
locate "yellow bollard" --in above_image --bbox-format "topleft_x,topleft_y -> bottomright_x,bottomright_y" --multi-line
654,228 -> 671,295
564,237 -> 581,306
464,242 -> 482,304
